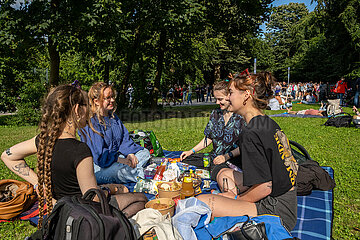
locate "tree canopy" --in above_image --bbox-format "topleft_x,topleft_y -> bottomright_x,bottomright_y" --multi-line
1,0 -> 360,113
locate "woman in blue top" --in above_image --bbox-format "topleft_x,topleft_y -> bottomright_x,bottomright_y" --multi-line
80,82 -> 150,183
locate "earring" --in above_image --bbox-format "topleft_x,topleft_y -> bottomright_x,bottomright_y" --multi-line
76,115 -> 81,122
243,96 -> 250,106
67,120 -> 73,126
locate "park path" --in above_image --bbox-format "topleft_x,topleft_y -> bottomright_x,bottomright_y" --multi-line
162,99 -> 217,108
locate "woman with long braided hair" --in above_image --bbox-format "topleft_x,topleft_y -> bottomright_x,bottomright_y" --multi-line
2,84 -> 94,227
1,84 -> 146,228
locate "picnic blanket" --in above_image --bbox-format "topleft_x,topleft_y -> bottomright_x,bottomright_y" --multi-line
163,151 -> 334,240
269,113 -> 327,118
12,150 -> 334,240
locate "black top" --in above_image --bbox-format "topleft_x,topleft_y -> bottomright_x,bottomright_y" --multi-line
36,137 -> 92,200
239,115 -> 298,197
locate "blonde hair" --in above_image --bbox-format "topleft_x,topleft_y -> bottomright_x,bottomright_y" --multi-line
88,82 -> 117,125
231,71 -> 275,110
36,84 -> 90,228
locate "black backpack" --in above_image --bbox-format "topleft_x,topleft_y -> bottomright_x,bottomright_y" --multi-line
289,140 -> 312,165
323,112 -> 353,128
29,189 -> 137,240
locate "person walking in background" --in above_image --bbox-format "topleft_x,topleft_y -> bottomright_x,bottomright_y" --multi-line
195,85 -> 201,102
182,84 -> 187,104
201,85 -> 206,102
206,84 -> 213,102
334,77 -> 348,106
187,83 -> 193,105
319,81 -> 328,104
354,77 -> 360,108
126,83 -> 134,109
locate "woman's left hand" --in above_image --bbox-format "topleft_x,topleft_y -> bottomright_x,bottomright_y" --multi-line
213,155 -> 226,165
127,154 -> 138,168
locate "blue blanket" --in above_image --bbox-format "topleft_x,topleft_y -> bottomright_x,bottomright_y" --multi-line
23,150 -> 334,240
163,150 -> 334,240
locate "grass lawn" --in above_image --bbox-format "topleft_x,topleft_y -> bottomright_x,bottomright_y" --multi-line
0,103 -> 359,239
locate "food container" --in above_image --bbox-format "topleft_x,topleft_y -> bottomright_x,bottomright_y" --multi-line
145,198 -> 175,216
144,169 -> 156,179
157,182 -> 181,200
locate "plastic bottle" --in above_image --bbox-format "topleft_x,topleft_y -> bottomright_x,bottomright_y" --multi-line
180,170 -> 195,199
203,153 -> 210,168
153,159 -> 168,180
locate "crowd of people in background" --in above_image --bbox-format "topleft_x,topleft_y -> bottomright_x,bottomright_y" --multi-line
161,83 -> 214,106
125,75 -> 360,110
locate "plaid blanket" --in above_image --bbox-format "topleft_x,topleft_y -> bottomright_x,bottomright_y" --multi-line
163,150 -> 334,240
17,150 -> 334,240
292,166 -> 334,240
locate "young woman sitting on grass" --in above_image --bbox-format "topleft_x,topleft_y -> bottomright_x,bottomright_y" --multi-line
1,84 -> 146,228
180,80 -> 245,182
197,72 -> 299,231
79,82 -> 150,184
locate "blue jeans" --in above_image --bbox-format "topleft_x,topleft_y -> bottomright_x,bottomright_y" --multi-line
187,93 -> 192,104
337,93 -> 344,106
206,92 -> 212,102
354,91 -> 359,108
94,148 -> 150,184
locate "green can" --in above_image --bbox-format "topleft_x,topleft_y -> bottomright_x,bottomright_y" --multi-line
203,153 -> 210,168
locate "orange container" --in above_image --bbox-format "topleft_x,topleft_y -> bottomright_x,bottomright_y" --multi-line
145,198 -> 175,216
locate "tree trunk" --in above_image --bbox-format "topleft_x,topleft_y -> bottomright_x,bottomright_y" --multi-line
48,0 -> 60,87
48,37 -> 60,87
214,64 -> 221,82
152,29 -> 167,109
120,26 -> 142,107
103,61 -> 110,84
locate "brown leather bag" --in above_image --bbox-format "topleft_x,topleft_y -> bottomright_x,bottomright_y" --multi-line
0,179 -> 37,220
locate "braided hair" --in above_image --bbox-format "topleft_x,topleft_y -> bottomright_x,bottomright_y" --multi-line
36,85 -> 89,228
231,71 -> 275,110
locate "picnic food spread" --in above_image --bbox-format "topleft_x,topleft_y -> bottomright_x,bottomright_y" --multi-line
134,158 -> 211,197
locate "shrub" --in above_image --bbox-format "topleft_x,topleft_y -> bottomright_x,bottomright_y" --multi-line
14,81 -> 46,126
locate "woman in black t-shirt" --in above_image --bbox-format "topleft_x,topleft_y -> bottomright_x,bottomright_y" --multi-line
197,72 -> 298,231
1,84 -> 146,228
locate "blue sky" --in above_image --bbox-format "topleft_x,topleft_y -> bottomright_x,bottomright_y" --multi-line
261,0 -> 316,32
272,0 -> 316,12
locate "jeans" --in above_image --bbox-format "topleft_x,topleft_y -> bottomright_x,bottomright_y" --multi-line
206,92 -> 212,102
94,148 -> 150,184
354,91 -> 359,108
187,93 -> 192,104
337,93 -> 344,106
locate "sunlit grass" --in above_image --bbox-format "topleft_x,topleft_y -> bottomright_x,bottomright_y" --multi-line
0,104 -> 359,239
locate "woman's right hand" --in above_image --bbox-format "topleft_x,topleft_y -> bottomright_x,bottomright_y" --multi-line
180,150 -> 193,161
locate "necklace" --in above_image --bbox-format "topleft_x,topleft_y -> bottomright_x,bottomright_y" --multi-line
63,130 -> 76,138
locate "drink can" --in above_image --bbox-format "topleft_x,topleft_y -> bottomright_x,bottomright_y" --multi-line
203,153 -> 210,168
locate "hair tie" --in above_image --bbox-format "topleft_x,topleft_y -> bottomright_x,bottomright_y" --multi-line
71,80 -> 81,89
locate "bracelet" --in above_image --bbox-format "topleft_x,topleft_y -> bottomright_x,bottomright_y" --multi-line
33,184 -> 38,191
191,148 -> 196,154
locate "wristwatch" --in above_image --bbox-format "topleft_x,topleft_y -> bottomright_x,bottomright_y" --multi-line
227,151 -> 233,159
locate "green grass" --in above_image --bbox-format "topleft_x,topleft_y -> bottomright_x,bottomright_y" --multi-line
0,104 -> 359,239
